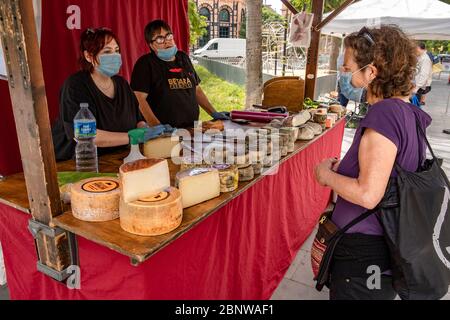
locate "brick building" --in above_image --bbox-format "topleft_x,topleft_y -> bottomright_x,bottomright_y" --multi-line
195,0 -> 247,47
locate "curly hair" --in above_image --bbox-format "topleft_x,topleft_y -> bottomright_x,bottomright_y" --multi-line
344,25 -> 417,99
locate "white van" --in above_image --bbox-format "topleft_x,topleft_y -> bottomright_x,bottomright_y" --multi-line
194,38 -> 246,58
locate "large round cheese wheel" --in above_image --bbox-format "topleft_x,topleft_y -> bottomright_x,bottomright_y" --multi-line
119,187 -> 183,236
71,177 -> 121,222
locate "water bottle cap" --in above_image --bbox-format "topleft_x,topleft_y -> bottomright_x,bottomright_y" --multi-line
80,103 -> 89,108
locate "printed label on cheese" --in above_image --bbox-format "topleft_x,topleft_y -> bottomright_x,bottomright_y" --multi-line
138,191 -> 170,203
189,168 -> 212,176
81,180 -> 119,193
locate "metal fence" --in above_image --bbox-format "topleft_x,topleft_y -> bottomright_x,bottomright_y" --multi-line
193,55 -> 337,100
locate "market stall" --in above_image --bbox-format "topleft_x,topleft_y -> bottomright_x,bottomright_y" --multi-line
0,0 -> 348,300
0,118 -> 345,299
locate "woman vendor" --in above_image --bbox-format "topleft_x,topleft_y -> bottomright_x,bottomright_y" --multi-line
131,20 -> 229,129
52,27 -> 169,161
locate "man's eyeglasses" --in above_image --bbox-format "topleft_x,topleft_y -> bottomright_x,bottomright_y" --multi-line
357,27 -> 375,46
151,33 -> 174,45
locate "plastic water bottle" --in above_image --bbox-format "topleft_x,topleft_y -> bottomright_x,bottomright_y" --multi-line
74,103 -> 98,172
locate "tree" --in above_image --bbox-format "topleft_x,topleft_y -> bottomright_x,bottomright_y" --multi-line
188,0 -> 207,46
262,5 -> 285,23
245,0 -> 263,109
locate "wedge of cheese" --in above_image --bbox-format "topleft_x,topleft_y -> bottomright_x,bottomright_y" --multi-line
144,136 -> 181,159
119,159 -> 170,203
119,187 -> 183,236
176,167 -> 220,208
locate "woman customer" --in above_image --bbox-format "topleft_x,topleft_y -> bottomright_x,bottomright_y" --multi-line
52,28 -> 169,161
314,25 -> 432,300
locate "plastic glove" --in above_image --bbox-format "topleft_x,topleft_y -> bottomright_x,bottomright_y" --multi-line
162,124 -> 176,134
212,111 -> 231,120
143,125 -> 166,141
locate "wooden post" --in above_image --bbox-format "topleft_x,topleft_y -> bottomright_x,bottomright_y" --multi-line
304,0 -> 324,99
0,0 -> 70,272
314,0 -> 355,32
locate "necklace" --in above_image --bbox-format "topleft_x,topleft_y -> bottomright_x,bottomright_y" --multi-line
92,74 -> 113,92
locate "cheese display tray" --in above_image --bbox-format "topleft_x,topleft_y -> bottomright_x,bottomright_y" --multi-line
0,119 -> 345,265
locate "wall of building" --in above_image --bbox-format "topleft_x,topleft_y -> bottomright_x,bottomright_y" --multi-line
196,0 -> 246,47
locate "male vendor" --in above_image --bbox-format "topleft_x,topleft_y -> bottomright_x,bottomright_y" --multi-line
131,20 -> 228,128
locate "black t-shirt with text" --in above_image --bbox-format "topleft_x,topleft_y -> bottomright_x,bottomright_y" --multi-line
131,51 -> 201,128
51,71 -> 144,161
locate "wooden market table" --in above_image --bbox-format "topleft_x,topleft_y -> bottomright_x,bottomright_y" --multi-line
0,119 -> 345,300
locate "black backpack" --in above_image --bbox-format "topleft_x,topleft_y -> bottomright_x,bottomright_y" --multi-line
378,117 -> 450,299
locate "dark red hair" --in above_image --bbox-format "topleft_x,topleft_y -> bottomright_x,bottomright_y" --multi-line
79,28 -> 121,73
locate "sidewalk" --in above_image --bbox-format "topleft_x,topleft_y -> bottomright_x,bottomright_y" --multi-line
271,76 -> 450,300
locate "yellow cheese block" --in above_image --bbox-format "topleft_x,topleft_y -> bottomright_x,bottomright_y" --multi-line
144,136 -> 181,159
71,177 -> 121,222
119,187 -> 183,236
176,167 -> 221,208
119,159 -> 170,203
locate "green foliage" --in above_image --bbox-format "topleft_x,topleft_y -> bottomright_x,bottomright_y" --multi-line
262,5 -> 285,23
290,0 -> 342,13
425,40 -> 450,54
188,0 -> 208,46
194,65 -> 245,121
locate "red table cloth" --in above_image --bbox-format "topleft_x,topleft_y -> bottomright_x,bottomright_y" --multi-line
0,120 -> 345,300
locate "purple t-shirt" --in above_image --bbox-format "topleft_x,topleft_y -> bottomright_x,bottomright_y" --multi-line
333,98 -> 432,235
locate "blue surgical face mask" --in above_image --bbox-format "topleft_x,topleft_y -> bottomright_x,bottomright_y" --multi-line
97,53 -> 122,77
339,72 -> 364,102
339,63 -> 372,102
156,45 -> 178,61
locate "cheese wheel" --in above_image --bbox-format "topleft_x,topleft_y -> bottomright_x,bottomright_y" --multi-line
280,127 -> 299,143
71,177 -> 121,222
144,136 -> 181,159
176,167 -> 221,208
287,142 -> 295,153
298,126 -> 315,141
252,163 -> 263,175
313,113 -> 328,124
304,122 -> 323,136
119,159 -> 170,203
212,164 -> 239,193
119,187 -> 183,236
238,164 -> 254,182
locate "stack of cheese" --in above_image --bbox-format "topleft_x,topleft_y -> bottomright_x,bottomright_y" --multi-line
119,159 -> 183,236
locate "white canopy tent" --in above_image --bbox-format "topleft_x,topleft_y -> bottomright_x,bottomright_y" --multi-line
322,0 -> 450,40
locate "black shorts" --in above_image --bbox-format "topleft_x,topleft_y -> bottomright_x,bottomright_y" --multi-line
329,275 -> 397,300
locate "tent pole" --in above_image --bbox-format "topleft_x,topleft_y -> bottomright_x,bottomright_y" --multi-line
314,0 -> 355,31
0,0 -> 73,278
304,0 -> 324,100
280,0 -> 298,15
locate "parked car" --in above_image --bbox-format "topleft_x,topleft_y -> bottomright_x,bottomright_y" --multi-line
194,38 -> 246,58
